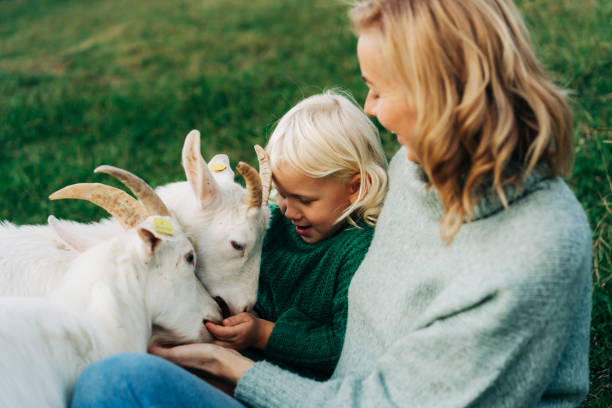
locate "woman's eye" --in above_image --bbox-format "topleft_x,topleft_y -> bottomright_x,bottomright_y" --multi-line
231,241 -> 245,251
366,87 -> 380,99
185,251 -> 195,264
300,199 -> 312,205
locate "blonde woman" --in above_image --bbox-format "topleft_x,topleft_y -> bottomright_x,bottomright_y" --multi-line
72,1 -> 592,407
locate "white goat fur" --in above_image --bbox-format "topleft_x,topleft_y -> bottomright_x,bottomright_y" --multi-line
0,218 -> 122,296
0,130 -> 271,315
0,216 -> 219,407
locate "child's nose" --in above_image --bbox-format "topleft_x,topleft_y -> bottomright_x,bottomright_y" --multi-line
284,202 -> 301,221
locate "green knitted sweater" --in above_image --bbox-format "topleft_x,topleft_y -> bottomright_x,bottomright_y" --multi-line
247,205 -> 374,380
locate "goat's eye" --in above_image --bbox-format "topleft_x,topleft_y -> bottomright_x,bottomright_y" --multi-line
231,241 -> 245,251
185,251 -> 195,264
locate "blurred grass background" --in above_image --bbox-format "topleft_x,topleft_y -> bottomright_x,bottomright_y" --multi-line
0,0 -> 610,405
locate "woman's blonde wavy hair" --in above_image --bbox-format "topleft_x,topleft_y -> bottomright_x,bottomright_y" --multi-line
266,90 -> 388,227
350,0 -> 573,242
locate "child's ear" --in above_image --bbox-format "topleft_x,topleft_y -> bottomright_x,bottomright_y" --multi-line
348,174 -> 362,204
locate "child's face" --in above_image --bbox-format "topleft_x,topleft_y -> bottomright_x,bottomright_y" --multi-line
273,165 -> 357,244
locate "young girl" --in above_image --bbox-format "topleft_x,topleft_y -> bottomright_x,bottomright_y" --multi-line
200,90 -> 388,380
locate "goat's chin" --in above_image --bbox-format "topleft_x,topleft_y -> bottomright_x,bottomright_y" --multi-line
149,324 -> 213,348
149,326 -> 187,348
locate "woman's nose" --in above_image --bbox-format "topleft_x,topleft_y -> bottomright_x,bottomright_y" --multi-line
363,93 -> 375,116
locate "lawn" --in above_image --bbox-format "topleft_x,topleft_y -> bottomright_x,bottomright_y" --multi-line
1,0 -> 610,405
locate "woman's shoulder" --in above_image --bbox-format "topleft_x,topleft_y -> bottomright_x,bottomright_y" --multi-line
423,177 -> 591,324
480,176 -> 592,290
469,171 -> 590,249
511,176 -> 590,244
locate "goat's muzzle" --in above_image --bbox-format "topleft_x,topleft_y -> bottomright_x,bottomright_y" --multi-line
214,296 -> 231,319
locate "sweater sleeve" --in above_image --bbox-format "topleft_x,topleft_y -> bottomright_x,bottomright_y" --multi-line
263,249 -> 364,377
235,233 -> 592,407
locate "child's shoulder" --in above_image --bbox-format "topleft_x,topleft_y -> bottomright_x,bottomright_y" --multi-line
268,203 -> 282,215
335,221 -> 375,250
326,222 -> 375,271
341,221 -> 375,238
266,204 -> 285,227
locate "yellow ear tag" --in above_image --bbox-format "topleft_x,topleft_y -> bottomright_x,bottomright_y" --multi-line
209,163 -> 227,172
153,217 -> 175,236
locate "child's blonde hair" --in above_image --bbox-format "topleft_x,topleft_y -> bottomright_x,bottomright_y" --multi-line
266,90 -> 388,227
350,0 -> 573,242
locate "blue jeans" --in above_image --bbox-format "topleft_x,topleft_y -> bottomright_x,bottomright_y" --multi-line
70,353 -> 246,408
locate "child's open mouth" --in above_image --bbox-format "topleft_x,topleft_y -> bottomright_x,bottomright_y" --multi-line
295,225 -> 312,235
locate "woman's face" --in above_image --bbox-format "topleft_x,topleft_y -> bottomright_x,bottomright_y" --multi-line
357,31 -> 418,162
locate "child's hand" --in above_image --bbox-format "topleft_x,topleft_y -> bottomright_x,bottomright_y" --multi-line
205,312 -> 274,351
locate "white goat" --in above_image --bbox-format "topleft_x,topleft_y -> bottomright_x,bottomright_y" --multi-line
0,180 -> 220,407
0,130 -> 271,316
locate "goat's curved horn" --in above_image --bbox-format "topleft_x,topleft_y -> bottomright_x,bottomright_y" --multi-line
237,162 -> 262,208
49,183 -> 148,229
254,145 -> 271,206
94,165 -> 170,217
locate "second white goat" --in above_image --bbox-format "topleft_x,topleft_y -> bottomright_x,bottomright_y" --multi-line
0,180 -> 220,407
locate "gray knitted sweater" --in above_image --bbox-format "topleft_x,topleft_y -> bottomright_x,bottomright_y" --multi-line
235,148 -> 592,407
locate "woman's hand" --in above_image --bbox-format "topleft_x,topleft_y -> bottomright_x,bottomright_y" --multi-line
148,343 -> 254,384
205,312 -> 274,350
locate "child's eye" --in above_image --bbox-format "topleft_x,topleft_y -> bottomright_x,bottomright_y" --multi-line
369,89 -> 380,100
300,199 -> 313,205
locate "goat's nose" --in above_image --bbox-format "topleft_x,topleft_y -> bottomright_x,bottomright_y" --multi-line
214,296 -> 231,319
203,317 -> 222,326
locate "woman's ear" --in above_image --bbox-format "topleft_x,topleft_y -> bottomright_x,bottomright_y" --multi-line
348,174 -> 362,204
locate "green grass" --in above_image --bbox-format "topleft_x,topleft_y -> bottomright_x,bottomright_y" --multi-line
1,0 -> 610,405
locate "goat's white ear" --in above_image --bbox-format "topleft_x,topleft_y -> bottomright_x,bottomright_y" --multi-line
48,215 -> 96,253
209,154 -> 235,185
182,129 -> 219,207
137,228 -> 162,254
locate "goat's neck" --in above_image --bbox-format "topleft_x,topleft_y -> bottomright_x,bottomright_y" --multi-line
48,241 -> 152,355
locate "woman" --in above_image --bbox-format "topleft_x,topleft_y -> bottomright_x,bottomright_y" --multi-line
71,1 -> 592,406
